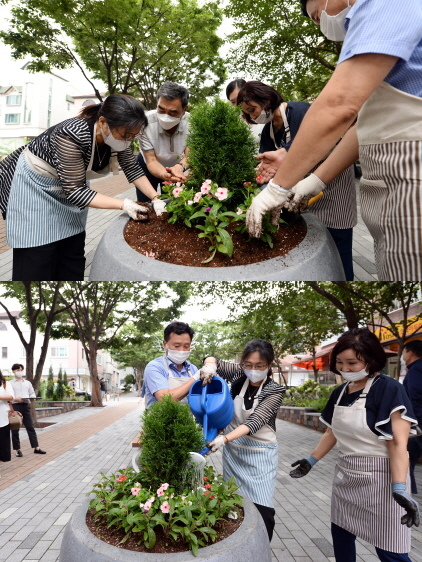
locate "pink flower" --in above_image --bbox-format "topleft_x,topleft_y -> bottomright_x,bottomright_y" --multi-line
131,487 -> 141,496
215,188 -> 228,201
176,182 -> 181,187
236,207 -> 243,215
205,207 -> 211,212
135,483 -> 141,487
157,488 -> 165,496
205,179 -> 212,184
160,501 -> 170,513
193,192 -> 202,203
201,182 -> 211,194
116,475 -> 127,482
161,483 -> 169,490
172,187 -> 183,198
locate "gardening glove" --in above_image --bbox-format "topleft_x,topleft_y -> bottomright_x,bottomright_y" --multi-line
122,199 -> 151,221
206,434 -> 227,453
393,490 -> 420,527
197,363 -> 217,386
246,179 -> 291,238
152,198 -> 167,217
284,174 -> 326,214
289,458 -> 313,478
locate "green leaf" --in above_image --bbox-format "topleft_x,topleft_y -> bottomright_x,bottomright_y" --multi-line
217,229 -> 234,257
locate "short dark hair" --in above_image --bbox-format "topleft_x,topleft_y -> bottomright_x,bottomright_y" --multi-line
329,328 -> 387,378
11,363 -> 24,371
299,0 -> 309,17
0,369 -> 5,389
163,321 -> 195,342
79,94 -> 148,134
226,79 -> 246,101
237,81 -> 283,124
404,340 -> 422,359
157,82 -> 189,109
240,339 -> 274,376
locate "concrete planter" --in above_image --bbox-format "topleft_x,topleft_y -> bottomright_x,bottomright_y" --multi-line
277,406 -> 326,433
59,496 -> 271,562
89,213 -> 345,281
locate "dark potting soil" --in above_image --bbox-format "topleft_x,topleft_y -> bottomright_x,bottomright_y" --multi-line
124,214 -> 307,267
86,507 -> 244,554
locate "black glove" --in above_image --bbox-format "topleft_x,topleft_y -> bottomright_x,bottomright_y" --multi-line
393,491 -> 420,527
289,458 -> 312,478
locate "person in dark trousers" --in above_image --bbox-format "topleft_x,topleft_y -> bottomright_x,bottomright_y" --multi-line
290,329 -> 419,562
402,340 -> 422,494
0,369 -> 14,477
9,364 -> 46,456
100,378 -> 107,401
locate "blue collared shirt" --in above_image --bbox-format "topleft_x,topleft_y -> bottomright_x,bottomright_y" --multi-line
143,355 -> 198,409
338,0 -> 422,97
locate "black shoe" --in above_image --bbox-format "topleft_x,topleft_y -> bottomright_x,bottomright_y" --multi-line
16,450 -> 23,457
34,448 -> 46,454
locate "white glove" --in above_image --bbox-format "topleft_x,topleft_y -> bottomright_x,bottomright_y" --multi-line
197,363 -> 217,386
285,174 -> 326,213
246,179 -> 291,238
207,434 -> 227,453
122,199 -> 151,221
152,198 -> 167,216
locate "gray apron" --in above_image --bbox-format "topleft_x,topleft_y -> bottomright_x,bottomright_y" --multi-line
162,355 -> 194,406
331,376 -> 411,553
222,378 -> 278,508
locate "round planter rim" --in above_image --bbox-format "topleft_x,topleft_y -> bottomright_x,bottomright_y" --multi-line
69,494 -> 262,561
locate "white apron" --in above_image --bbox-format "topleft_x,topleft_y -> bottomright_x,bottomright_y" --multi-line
162,355 -> 195,406
331,377 -> 411,553
6,123 -> 118,248
269,103 -> 291,149
222,378 -> 278,508
357,81 -> 422,280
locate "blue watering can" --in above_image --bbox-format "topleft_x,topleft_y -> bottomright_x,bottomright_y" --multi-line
188,376 -> 234,455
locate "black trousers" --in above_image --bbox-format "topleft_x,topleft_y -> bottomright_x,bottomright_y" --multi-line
12,230 -> 86,281
254,503 -> 276,541
11,402 -> 39,450
408,435 -> 422,494
135,153 -> 160,203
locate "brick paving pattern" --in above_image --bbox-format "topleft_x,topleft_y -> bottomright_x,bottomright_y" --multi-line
0,177 -> 376,280
1,403 -> 421,562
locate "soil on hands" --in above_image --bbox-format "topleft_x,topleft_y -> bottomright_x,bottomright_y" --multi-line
86,508 -> 243,554
124,214 -> 307,267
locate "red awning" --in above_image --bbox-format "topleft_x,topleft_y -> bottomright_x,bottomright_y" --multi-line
293,357 -> 325,370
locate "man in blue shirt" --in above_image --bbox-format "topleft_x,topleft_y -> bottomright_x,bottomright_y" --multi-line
403,340 -> 422,494
143,321 -> 200,409
247,0 -> 422,281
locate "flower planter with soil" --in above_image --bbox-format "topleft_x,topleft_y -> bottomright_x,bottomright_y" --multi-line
89,211 -> 345,280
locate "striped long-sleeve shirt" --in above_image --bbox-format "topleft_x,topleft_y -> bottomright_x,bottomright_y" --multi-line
216,359 -> 285,434
0,117 -> 145,215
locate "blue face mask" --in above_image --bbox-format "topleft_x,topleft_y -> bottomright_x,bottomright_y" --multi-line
320,0 -> 351,41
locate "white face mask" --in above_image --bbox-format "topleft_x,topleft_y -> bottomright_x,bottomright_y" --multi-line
14,371 -> 24,378
101,124 -> 131,152
320,0 -> 351,41
166,347 -> 191,364
338,368 -> 368,382
157,113 -> 181,130
243,367 -> 269,383
251,109 -> 274,125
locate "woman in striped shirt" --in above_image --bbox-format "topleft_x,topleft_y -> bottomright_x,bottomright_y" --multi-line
0,94 -> 166,280
290,328 -> 419,562
198,339 -> 285,541
238,80 -> 357,281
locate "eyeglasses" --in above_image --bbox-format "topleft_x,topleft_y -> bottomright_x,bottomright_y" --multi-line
242,363 -> 268,370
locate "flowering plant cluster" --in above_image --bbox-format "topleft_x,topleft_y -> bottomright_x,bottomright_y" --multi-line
161,179 -> 282,262
88,465 -> 242,556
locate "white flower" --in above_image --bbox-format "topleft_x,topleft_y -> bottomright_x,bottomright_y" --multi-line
228,511 -> 238,520
187,200 -> 193,205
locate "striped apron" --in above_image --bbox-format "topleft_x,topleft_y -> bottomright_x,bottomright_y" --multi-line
357,81 -> 422,280
331,377 -> 411,553
222,378 -> 278,508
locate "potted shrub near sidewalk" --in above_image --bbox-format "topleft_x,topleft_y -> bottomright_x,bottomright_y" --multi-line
90,99 -> 344,281
59,397 -> 271,561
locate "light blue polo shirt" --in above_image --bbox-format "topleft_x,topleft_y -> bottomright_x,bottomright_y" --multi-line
338,0 -> 422,97
143,355 -> 198,409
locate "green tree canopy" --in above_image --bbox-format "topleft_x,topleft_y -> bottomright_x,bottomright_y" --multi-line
224,0 -> 340,100
1,0 -> 226,107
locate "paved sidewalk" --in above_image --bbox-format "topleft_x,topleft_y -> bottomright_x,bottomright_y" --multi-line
0,176 -> 376,281
1,410 -> 421,562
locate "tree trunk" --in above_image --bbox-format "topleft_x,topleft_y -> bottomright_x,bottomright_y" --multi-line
88,347 -> 102,407
312,350 -> 319,382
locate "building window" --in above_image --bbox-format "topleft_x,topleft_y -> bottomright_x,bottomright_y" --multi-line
6,95 -> 22,105
5,114 -> 20,124
1,347 -> 7,359
21,348 -> 26,358
82,349 -> 84,359
47,78 -> 53,128
97,353 -> 102,365
24,83 -> 33,124
51,347 -> 68,357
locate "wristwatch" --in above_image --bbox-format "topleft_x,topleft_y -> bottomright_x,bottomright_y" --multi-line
177,161 -> 187,172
